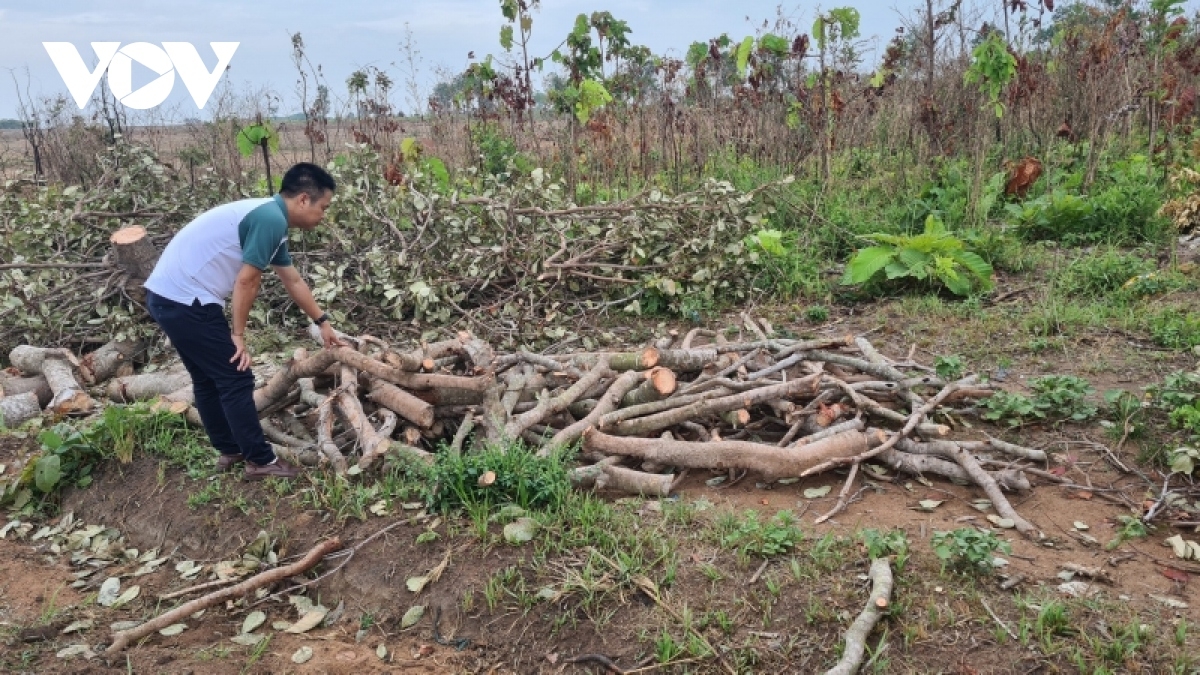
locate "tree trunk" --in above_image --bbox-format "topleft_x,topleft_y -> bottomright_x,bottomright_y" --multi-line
110,226 -> 160,303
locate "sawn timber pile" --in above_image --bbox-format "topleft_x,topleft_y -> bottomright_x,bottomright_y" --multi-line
3,325 -> 1051,537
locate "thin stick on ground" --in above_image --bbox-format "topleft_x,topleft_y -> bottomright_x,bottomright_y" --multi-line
824,557 -> 894,675
157,577 -> 239,601
259,520 -> 408,603
106,537 -> 342,653
814,463 -> 859,525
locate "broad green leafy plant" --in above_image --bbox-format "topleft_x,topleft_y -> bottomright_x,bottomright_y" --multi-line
842,215 -> 994,296
931,527 -> 1010,575
963,31 -> 1017,118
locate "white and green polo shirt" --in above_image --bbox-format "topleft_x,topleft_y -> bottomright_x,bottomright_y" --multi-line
145,195 -> 293,306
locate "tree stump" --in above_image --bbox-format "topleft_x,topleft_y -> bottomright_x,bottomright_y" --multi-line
110,226 -> 160,302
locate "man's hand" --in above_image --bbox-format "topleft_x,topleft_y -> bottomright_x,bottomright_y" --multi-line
319,322 -> 349,349
230,334 -> 252,371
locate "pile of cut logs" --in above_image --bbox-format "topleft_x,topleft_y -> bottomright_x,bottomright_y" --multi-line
1,320 -> 1051,535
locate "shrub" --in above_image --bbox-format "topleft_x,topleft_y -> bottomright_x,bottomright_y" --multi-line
981,375 -> 1097,425
842,214 -> 994,296
718,510 -> 804,558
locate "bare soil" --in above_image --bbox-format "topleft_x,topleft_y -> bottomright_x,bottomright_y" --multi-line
2,303 -> 1199,674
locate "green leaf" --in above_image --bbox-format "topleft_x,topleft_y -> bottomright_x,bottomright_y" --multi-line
843,246 -> 896,284
954,251 -> 995,286
735,36 -> 754,77
500,25 -> 514,51
1171,452 -> 1195,475
34,454 -> 61,494
940,268 -> 972,296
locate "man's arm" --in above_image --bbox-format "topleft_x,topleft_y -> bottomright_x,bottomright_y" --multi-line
274,264 -> 347,349
230,264 -> 263,371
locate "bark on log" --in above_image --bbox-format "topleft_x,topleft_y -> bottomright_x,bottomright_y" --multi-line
0,392 -> 40,428
0,374 -> 51,407
560,349 -> 658,371
543,370 -> 642,456
944,442 -> 1039,537
595,464 -> 674,497
605,375 -> 821,437
105,537 -> 343,653
298,379 -> 346,473
106,369 -> 192,403
367,379 -> 435,429
877,448 -> 1031,492
824,558 -> 894,675
78,340 -> 144,384
619,367 -> 677,407
654,348 -> 719,373
506,359 -> 613,439
110,226 -> 160,303
584,428 -> 883,481
10,346 -> 93,414
338,379 -> 431,470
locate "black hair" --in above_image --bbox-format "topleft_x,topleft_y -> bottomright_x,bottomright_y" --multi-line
280,162 -> 336,199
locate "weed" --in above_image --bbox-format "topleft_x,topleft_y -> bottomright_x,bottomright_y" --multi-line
716,510 -> 803,558
934,355 -> 965,380
1148,309 -> 1200,349
860,528 -> 910,571
427,441 -> 571,514
981,375 -> 1097,426
931,528 -> 1010,575
1035,601 -> 1073,642
1105,515 -> 1148,550
805,305 -> 830,323
1055,248 -> 1154,297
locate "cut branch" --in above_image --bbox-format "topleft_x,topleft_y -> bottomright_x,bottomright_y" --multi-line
824,558 -> 894,675
105,537 -> 342,653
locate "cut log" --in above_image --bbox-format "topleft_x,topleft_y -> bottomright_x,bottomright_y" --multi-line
654,348 -> 719,373
110,226 -> 160,303
505,358 -> 613,439
78,340 -> 145,384
620,367 -> 677,407
543,370 -> 643,456
367,379 -> 435,428
584,428 -> 883,481
0,374 -> 52,407
106,368 -> 192,403
604,374 -> 821,436
595,464 -> 674,497
824,558 -> 894,675
0,392 -> 40,428
298,378 -> 346,473
9,346 -> 93,414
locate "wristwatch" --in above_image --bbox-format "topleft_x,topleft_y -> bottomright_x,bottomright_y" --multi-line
314,313 -> 330,326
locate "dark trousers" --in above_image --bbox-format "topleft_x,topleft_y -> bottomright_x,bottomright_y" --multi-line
146,291 -> 275,465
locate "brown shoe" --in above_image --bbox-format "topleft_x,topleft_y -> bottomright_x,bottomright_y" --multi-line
244,459 -> 301,481
216,454 -> 245,472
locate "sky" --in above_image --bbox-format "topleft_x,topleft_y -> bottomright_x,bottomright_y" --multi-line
0,1 -> 1196,120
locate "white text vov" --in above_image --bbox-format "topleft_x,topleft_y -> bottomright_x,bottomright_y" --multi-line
43,42 -> 239,110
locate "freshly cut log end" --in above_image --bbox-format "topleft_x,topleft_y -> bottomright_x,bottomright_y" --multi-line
79,340 -> 145,384
110,226 -> 161,302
